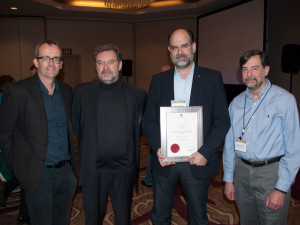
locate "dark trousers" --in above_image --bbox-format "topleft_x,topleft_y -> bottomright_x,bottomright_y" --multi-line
3,175 -> 19,197
4,176 -> 29,219
19,188 -> 29,219
152,163 -> 210,225
82,170 -> 134,225
25,163 -> 76,225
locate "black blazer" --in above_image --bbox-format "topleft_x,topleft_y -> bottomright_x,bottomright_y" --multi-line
0,74 -> 77,194
142,65 -> 230,179
72,80 -> 146,187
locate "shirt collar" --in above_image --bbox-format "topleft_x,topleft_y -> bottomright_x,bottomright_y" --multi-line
174,63 -> 195,80
38,75 -> 59,94
245,78 -> 271,100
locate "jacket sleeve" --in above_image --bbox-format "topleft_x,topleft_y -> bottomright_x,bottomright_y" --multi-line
71,88 -> 81,138
142,76 -> 161,153
137,89 -> 147,136
198,73 -> 230,161
0,85 -> 19,167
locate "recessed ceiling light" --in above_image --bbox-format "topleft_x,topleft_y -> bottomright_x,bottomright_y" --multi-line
70,1 -> 106,8
10,7 -> 18,10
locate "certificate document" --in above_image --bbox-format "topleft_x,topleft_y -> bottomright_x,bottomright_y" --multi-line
160,106 -> 203,162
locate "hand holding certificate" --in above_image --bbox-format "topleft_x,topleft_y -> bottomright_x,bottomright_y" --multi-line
160,106 -> 203,163
156,148 -> 175,167
183,151 -> 208,166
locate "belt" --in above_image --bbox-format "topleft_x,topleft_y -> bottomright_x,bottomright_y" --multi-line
239,155 -> 283,167
46,160 -> 70,169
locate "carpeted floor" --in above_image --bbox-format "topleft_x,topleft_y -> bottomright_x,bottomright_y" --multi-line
1,139 -> 300,225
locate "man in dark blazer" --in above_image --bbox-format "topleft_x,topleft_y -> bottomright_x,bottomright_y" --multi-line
142,28 -> 230,225
0,40 -> 77,225
72,44 -> 146,225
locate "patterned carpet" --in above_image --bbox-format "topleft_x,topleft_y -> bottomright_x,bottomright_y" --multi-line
1,141 -> 300,225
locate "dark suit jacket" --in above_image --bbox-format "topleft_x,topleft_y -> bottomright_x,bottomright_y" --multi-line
72,80 -> 146,188
0,74 -> 77,194
142,66 -> 230,179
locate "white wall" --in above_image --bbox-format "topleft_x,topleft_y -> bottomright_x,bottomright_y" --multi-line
0,17 -> 44,80
197,0 -> 264,84
0,0 -> 299,109
135,18 -> 197,92
0,17 -> 134,84
267,0 -> 300,108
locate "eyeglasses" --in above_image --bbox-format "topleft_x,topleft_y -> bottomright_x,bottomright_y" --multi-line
168,43 -> 191,52
36,56 -> 62,64
96,59 -> 117,66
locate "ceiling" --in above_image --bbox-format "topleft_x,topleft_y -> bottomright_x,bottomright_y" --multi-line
0,0 -> 246,22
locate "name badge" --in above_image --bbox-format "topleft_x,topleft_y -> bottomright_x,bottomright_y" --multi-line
235,139 -> 247,152
171,100 -> 186,107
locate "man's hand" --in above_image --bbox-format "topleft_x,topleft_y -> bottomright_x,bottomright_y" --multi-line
224,182 -> 235,201
184,152 -> 207,166
266,190 -> 286,210
157,148 -> 175,167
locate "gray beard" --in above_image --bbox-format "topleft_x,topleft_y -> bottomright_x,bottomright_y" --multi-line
173,59 -> 192,69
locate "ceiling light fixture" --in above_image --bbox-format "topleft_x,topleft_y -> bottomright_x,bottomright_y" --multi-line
70,1 -> 106,8
104,0 -> 156,10
10,6 -> 18,10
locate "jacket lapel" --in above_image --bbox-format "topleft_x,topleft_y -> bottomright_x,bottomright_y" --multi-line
190,66 -> 202,106
166,69 -> 175,104
28,74 -> 47,116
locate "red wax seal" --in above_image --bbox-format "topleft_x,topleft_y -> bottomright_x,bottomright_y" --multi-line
170,144 -> 180,153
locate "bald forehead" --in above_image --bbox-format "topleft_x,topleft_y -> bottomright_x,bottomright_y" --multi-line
169,29 -> 191,45
38,43 -> 61,57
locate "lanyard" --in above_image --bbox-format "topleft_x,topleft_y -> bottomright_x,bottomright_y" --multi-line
239,84 -> 272,140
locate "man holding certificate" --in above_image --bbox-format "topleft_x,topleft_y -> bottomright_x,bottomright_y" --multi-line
142,28 -> 230,224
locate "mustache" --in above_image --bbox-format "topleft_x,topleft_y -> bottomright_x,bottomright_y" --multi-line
245,77 -> 257,81
175,54 -> 188,59
101,69 -> 113,75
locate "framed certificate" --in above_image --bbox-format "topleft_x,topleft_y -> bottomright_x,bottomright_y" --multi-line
160,106 -> 203,163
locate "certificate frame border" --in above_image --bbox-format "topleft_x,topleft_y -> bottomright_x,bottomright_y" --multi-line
160,106 -> 203,163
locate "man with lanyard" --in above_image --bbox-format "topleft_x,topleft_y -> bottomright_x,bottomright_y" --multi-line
223,50 -> 300,225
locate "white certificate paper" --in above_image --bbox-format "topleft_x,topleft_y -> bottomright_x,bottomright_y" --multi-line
160,106 -> 203,163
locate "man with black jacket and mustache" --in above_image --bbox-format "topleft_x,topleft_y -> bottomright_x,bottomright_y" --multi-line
72,44 -> 146,225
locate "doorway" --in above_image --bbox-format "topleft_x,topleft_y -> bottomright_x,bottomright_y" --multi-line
58,55 -> 81,89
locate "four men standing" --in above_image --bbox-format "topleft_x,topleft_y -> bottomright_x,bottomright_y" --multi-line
0,36 -> 299,225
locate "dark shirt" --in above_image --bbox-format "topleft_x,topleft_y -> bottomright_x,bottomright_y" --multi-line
96,79 -> 130,171
38,78 -> 70,165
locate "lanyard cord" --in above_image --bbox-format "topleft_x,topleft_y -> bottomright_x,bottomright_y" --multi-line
239,84 -> 272,140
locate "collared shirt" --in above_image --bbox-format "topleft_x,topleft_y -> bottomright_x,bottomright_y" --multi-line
174,63 -> 195,106
38,78 -> 70,165
223,79 -> 300,192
